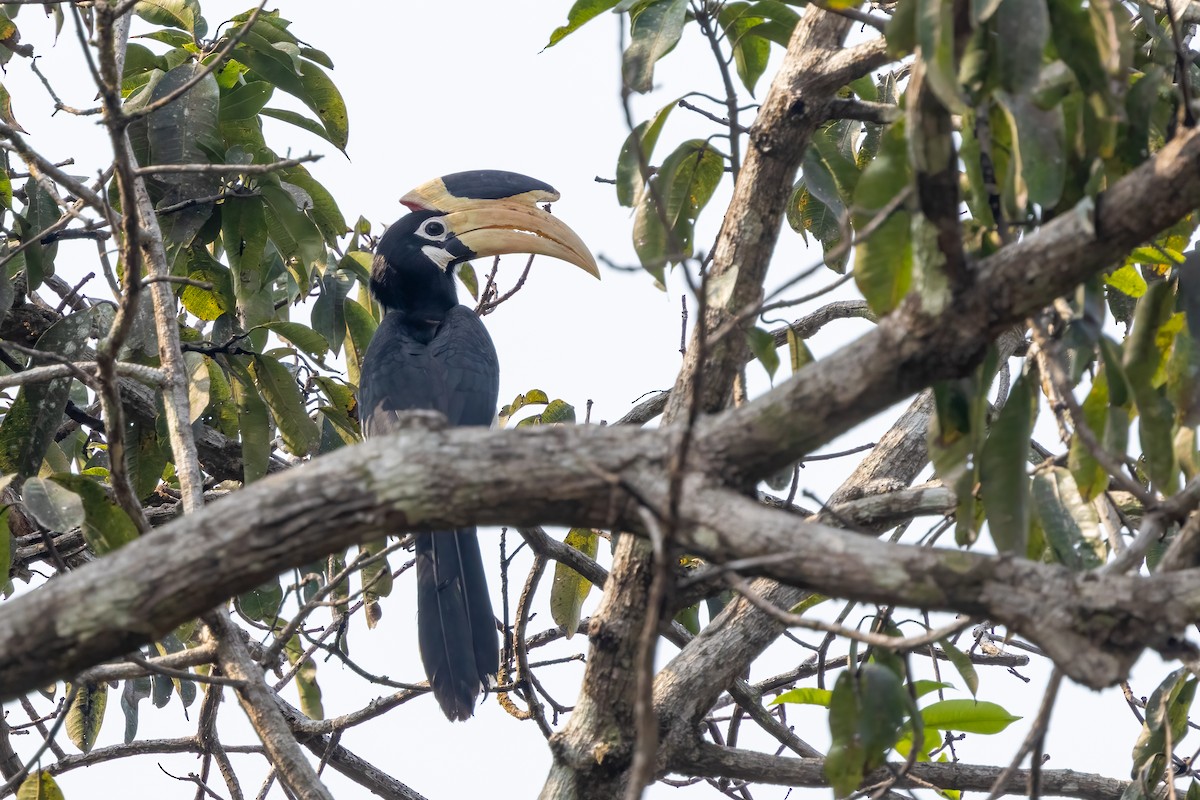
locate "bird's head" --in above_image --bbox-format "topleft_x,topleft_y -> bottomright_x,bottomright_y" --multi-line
371,170 -> 599,315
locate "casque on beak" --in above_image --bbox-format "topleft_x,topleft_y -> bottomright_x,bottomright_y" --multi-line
400,172 -> 599,278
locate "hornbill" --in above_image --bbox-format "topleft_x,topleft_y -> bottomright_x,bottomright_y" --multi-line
359,171 -> 599,720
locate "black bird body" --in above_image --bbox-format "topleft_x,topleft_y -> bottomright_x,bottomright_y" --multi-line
359,171 -> 597,721
359,307 -> 499,722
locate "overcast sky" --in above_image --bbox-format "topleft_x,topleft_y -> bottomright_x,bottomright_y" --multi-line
0,2 -> 1164,798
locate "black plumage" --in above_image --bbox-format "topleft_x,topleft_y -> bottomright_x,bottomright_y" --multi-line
358,171 -> 598,721
360,218 -> 499,722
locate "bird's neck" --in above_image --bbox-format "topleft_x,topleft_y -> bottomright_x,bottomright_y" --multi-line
370,259 -> 459,320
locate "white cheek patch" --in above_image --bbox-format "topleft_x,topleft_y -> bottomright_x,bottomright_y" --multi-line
421,243 -> 455,270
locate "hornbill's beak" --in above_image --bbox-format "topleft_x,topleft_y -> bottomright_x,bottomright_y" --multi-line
401,171 -> 600,278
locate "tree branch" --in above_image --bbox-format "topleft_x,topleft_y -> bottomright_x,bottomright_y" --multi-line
674,741 -> 1132,800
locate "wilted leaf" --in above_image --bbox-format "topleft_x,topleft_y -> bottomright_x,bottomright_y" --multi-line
65,682 -> 108,753
550,528 -> 600,638
16,772 -> 65,800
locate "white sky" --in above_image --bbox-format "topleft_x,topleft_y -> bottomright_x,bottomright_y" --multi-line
0,2 -> 1173,798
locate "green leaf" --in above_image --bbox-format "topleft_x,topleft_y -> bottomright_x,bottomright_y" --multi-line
260,321 -> 330,359
237,33 -> 348,150
134,0 -> 202,35
259,107 -> 338,148
1106,265 -> 1148,298
294,60 -> 348,151
234,31 -> 304,94
633,139 -> 724,273
826,665 -> 909,797
993,0 -> 1049,93
49,475 -> 139,555
616,101 -> 674,207
911,680 -> 954,699
239,576 -> 283,622
746,326 -> 780,379
127,417 -> 167,499
514,398 -> 577,427
788,180 -> 848,272
916,0 -> 968,112
0,507 -> 11,593
283,634 -> 328,719
219,79 -> 273,120
661,140 -> 725,230
787,326 -> 816,372
260,182 -> 324,275
65,682 -> 108,753
311,269 -> 350,356
826,671 -> 868,798
550,528 -> 600,638
281,164 -> 348,246
1125,282 -> 1179,493
921,699 -> 1020,733
622,0 -> 688,93
360,537 -> 392,629
995,90 -> 1065,209
546,0 -> 620,48
343,298 -> 378,388
250,355 -> 318,457
146,63 -> 221,245
15,178 -> 60,289
22,476 -> 84,532
121,675 -> 151,744
456,262 -> 479,300
184,350 -> 210,424
16,772 -> 65,800
980,370 -> 1038,554
718,3 -> 771,94
853,123 -> 912,314
1068,369 -> 1110,500
221,196 -> 271,328
773,687 -> 833,706
1132,669 -> 1195,787
0,81 -> 24,133
540,399 -> 576,424
1032,467 -> 1105,570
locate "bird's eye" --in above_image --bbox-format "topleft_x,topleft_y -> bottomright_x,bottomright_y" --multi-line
421,220 -> 447,239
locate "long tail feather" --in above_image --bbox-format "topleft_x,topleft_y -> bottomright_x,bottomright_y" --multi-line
415,528 -> 498,721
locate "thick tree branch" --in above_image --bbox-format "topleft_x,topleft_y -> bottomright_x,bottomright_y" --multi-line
0,412 -> 1194,698
675,741 -> 1132,800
